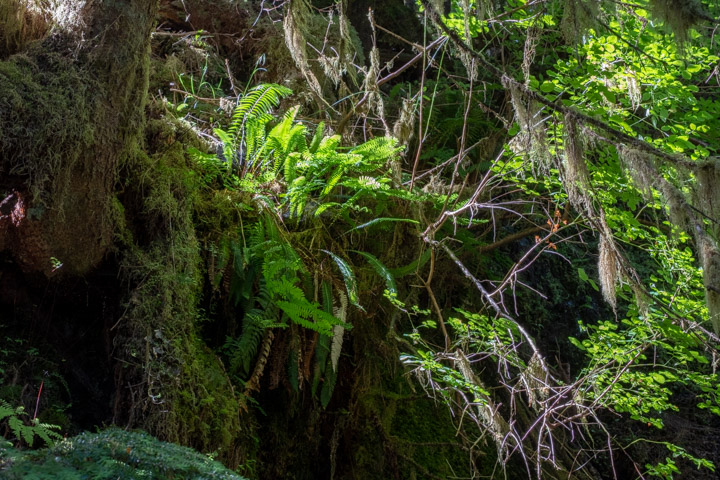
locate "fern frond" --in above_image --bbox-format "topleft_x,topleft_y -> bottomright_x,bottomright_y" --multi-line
287,175 -> 309,219
277,300 -> 333,335
330,292 -> 348,373
321,365 -> 337,408
357,176 -> 383,190
322,250 -> 362,310
244,330 -> 275,395
321,281 -> 333,313
349,137 -> 402,168
316,135 -> 342,154
309,122 -> 325,154
347,217 -> 419,233
314,201 -> 340,217
314,333 -> 331,380
0,400 -> 14,421
272,278 -> 307,302
228,84 -> 292,135
276,300 -> 352,335
330,325 -> 344,373
389,248 -> 433,278
226,308 -> 269,377
32,421 -> 62,447
322,167 -> 345,195
352,250 -> 397,295
264,106 -> 305,174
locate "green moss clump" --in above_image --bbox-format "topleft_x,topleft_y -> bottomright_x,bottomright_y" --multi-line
0,53 -> 95,202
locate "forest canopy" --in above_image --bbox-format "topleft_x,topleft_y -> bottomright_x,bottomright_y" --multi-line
1,0 -> 720,478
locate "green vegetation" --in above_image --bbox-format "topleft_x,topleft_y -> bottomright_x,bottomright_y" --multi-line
1,0 -> 720,478
0,428 -> 246,479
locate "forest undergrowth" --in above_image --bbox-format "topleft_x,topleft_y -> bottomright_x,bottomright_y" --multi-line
2,0 -> 720,479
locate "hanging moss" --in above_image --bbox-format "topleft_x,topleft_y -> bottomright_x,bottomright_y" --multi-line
650,0 -> 708,43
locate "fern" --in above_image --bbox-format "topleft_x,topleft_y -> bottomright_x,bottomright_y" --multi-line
322,250 -> 362,310
234,217 -> 346,339
228,84 -> 292,136
348,137 -> 402,168
308,122 -> 325,154
225,232 -> 274,379
226,305 -> 272,378
0,428 -> 246,479
211,84 -> 293,178
347,217 -> 419,233
0,400 -> 61,448
276,300 -> 346,336
320,365 -> 337,409
389,248 -> 433,278
264,106 -> 307,175
330,292 -> 348,373
351,250 -> 397,295
322,166 -> 345,195
311,281 -> 335,396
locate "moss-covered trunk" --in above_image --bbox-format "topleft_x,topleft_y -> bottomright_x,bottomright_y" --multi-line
0,0 -> 156,275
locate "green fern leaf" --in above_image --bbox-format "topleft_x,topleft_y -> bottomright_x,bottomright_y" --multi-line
347,217 -> 419,233
226,309 -> 268,377
8,416 -> 31,447
33,422 -> 62,447
389,248 -> 433,278
330,292 -> 347,373
351,250 -> 397,295
330,325 -> 344,373
308,122 -> 325,154
229,84 -> 292,135
322,250 -> 362,310
321,281 -> 333,314
321,366 -> 337,408
322,167 -> 345,195
0,400 -> 13,421
316,135 -> 341,154
313,201 -> 340,217
277,300 -> 329,335
349,137 -> 402,167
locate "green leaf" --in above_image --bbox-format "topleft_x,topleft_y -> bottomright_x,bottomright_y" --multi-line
352,250 -> 397,295
389,248 -> 432,278
322,250 -> 363,310
540,81 -> 555,93
578,267 -> 589,282
347,217 -> 419,233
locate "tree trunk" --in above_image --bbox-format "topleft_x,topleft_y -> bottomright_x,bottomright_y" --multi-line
0,0 -> 157,275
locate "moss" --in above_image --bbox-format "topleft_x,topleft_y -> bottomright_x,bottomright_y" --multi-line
0,53 -> 96,202
0,1 -> 50,57
650,0 -> 708,43
114,138 -> 243,466
0,20 -> 152,275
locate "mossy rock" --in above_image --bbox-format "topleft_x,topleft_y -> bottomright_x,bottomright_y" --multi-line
0,427 -> 247,479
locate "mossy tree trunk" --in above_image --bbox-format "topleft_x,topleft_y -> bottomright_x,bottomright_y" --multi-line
1,1 -> 247,463
0,0 -> 157,275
